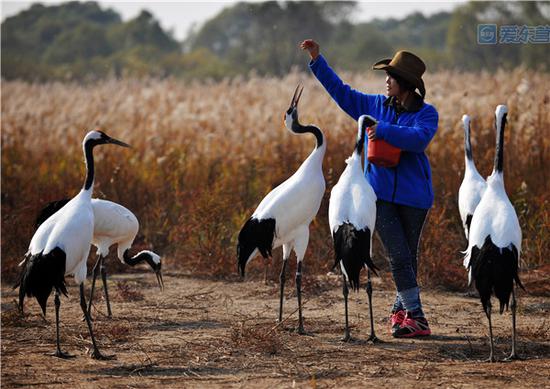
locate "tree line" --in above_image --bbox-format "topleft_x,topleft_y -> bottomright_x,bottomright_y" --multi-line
2,1 -> 548,82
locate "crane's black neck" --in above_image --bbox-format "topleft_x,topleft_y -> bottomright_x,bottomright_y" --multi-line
83,141 -> 96,190
494,113 -> 507,173
354,121 -> 368,155
123,250 -> 158,270
464,121 -> 473,160
291,121 -> 324,148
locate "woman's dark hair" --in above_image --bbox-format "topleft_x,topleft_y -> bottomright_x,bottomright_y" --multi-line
387,71 -> 416,94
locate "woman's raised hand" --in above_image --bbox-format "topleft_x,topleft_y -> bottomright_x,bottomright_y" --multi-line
300,39 -> 320,61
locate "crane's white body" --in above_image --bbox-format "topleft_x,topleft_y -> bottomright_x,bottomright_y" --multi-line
28,189 -> 93,284
329,153 -> 377,270
329,152 -> 376,241
458,115 -> 487,238
251,144 -> 325,257
458,160 -> 486,233
463,172 -> 522,273
91,199 -> 139,259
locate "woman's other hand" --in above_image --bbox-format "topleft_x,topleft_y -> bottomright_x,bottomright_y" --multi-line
300,39 -> 320,61
368,124 -> 378,140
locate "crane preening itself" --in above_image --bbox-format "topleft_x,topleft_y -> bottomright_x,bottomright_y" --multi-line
16,130 -> 130,359
458,114 -> 487,239
329,114 -> 379,342
463,105 -> 524,362
35,198 -> 164,319
237,85 -> 326,334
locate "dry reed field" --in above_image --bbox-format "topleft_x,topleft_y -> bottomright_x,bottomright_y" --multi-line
1,70 -> 550,387
2,70 -> 549,281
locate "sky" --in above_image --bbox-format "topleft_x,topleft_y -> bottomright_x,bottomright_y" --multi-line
1,0 -> 465,41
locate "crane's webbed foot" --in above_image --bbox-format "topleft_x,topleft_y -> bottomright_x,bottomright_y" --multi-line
51,349 -> 75,359
89,348 -> 116,360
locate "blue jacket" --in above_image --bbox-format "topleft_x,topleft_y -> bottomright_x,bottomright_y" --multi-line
310,55 -> 439,209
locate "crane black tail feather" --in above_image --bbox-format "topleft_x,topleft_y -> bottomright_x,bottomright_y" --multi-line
237,217 -> 275,277
333,223 -> 378,291
16,247 -> 67,315
469,236 -> 522,315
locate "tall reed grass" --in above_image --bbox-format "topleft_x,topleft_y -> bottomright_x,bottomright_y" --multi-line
2,69 -> 548,289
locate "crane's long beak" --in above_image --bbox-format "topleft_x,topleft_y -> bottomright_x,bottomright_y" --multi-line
286,84 -> 304,113
108,137 -> 131,148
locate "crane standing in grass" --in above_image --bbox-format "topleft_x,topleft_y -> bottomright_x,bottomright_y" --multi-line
464,105 -> 524,362
16,130 -> 130,359
329,114 -> 379,342
36,198 -> 164,319
237,85 -> 326,334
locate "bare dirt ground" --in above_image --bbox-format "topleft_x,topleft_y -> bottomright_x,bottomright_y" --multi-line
2,266 -> 549,388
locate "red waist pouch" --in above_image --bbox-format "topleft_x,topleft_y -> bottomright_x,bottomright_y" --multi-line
367,137 -> 401,168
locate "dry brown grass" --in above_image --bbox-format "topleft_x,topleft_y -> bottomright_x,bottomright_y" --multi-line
230,320 -> 285,355
2,69 -> 549,290
115,281 -> 145,302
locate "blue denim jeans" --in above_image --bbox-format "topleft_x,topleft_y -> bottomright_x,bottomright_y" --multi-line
375,200 -> 428,317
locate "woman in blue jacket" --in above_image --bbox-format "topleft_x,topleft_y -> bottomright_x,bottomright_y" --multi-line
301,39 -> 438,338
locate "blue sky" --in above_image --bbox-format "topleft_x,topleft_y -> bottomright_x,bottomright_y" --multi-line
1,1 -> 465,41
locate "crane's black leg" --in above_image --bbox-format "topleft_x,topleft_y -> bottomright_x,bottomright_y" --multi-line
342,274 -> 351,342
100,257 -> 112,318
504,287 -> 522,361
80,284 -> 113,360
484,303 -> 496,363
278,259 -> 288,323
87,254 -> 102,318
366,269 -> 379,343
264,259 -> 270,285
296,261 -> 306,335
51,291 -> 74,359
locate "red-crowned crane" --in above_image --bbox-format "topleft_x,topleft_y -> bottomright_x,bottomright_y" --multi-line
36,198 -> 163,319
329,114 -> 379,342
16,130 -> 130,359
458,114 -> 487,239
464,105 -> 524,362
237,85 -> 326,334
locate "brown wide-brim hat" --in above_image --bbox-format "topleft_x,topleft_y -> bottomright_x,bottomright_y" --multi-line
372,51 -> 426,98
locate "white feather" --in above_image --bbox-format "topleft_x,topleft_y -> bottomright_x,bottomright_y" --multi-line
91,199 -> 140,260
328,154 -> 376,233
464,172 -> 522,269
458,114 -> 487,238
458,159 -> 487,232
328,116 -> 377,258
253,148 -> 325,243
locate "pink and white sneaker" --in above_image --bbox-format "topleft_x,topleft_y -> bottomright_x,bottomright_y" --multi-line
393,312 -> 431,338
390,310 -> 406,336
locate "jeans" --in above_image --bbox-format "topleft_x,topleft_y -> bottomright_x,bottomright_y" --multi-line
375,200 -> 428,317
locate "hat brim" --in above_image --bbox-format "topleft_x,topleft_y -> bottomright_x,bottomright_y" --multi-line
372,59 -> 426,98
372,58 -> 392,70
